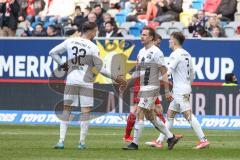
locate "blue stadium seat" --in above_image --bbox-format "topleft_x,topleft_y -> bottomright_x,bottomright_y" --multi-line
192,0 -> 203,10
129,26 -> 141,37
115,13 -> 127,26
135,22 -> 145,30
224,26 -> 236,37
156,26 -> 168,38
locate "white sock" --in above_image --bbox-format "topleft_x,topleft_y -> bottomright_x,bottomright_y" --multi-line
133,120 -> 144,145
188,114 -> 207,141
59,110 -> 70,143
150,119 -> 173,139
157,118 -> 174,143
80,121 -> 89,145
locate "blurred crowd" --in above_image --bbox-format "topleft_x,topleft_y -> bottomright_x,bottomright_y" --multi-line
0,0 -> 239,38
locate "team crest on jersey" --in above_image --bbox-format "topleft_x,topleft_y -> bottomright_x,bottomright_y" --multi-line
146,54 -> 152,59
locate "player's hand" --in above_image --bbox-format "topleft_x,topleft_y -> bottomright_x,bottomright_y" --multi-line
60,63 -> 68,72
115,75 -> 127,86
165,92 -> 173,102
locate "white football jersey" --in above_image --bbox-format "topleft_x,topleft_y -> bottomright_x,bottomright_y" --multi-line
167,48 -> 194,94
49,37 -> 100,85
136,45 -> 165,91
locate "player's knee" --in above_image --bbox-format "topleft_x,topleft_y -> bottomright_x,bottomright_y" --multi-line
183,112 -> 192,121
184,114 -> 192,121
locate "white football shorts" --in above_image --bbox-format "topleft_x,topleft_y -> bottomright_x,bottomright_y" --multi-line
169,94 -> 191,113
64,84 -> 93,107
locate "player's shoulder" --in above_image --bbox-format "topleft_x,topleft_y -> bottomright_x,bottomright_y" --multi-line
170,48 -> 185,57
151,45 -> 164,56
139,47 -> 145,53
138,47 -> 145,56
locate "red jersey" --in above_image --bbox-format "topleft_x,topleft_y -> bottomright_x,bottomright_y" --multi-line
133,77 -> 161,104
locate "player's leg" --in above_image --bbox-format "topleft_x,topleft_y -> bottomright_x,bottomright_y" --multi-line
123,105 -> 137,142
123,81 -> 140,142
144,99 -> 165,148
54,105 -> 72,149
183,110 -> 210,149
154,102 -> 166,123
179,94 -> 209,149
156,109 -> 177,145
54,85 -> 78,149
123,106 -> 144,150
145,107 -> 179,150
145,95 -> 184,148
78,106 -> 91,149
78,85 -> 94,149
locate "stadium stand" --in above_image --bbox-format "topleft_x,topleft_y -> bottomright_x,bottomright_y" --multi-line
0,0 -> 239,38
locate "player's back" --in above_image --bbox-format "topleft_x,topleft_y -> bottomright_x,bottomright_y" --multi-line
169,48 -> 193,94
65,37 -> 99,85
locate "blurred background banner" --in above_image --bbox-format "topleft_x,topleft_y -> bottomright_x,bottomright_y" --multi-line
0,38 -> 239,121
0,110 -> 240,130
0,38 -> 238,82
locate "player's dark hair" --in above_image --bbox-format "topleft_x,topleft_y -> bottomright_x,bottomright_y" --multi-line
171,32 -> 185,45
142,27 -> 156,40
82,21 -> 98,32
48,24 -> 57,32
155,33 -> 162,41
94,4 -> 101,8
75,5 -> 81,10
105,21 -> 114,26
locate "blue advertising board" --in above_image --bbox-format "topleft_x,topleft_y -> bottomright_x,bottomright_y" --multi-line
0,110 -> 239,130
0,38 -> 239,83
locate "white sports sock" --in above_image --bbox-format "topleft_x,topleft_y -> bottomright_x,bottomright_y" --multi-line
133,120 -> 144,145
80,121 -> 89,145
150,119 -> 173,139
188,114 -> 207,141
157,118 -> 174,143
59,110 -> 70,143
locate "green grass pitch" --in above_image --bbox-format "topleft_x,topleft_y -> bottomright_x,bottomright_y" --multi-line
0,124 -> 239,160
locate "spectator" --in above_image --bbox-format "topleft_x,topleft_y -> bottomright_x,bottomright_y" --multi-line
125,0 -> 137,13
32,22 -> 47,36
203,0 -> 221,17
72,6 -> 86,29
135,0 -> 149,17
98,21 -> 122,37
0,0 -> 20,37
154,0 -> 183,23
222,73 -> 238,86
206,16 -> 220,33
46,24 -> 59,36
38,0 -> 75,26
215,0 -> 237,22
138,0 -> 158,21
83,6 -> 92,18
107,0 -> 121,17
188,10 -> 207,36
195,25 -> 211,37
211,25 -> 225,37
87,12 -> 97,23
92,4 -> 104,27
18,0 -> 45,23
99,12 -> 117,33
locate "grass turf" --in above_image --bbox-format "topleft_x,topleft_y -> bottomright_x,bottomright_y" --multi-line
0,125 -> 239,160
